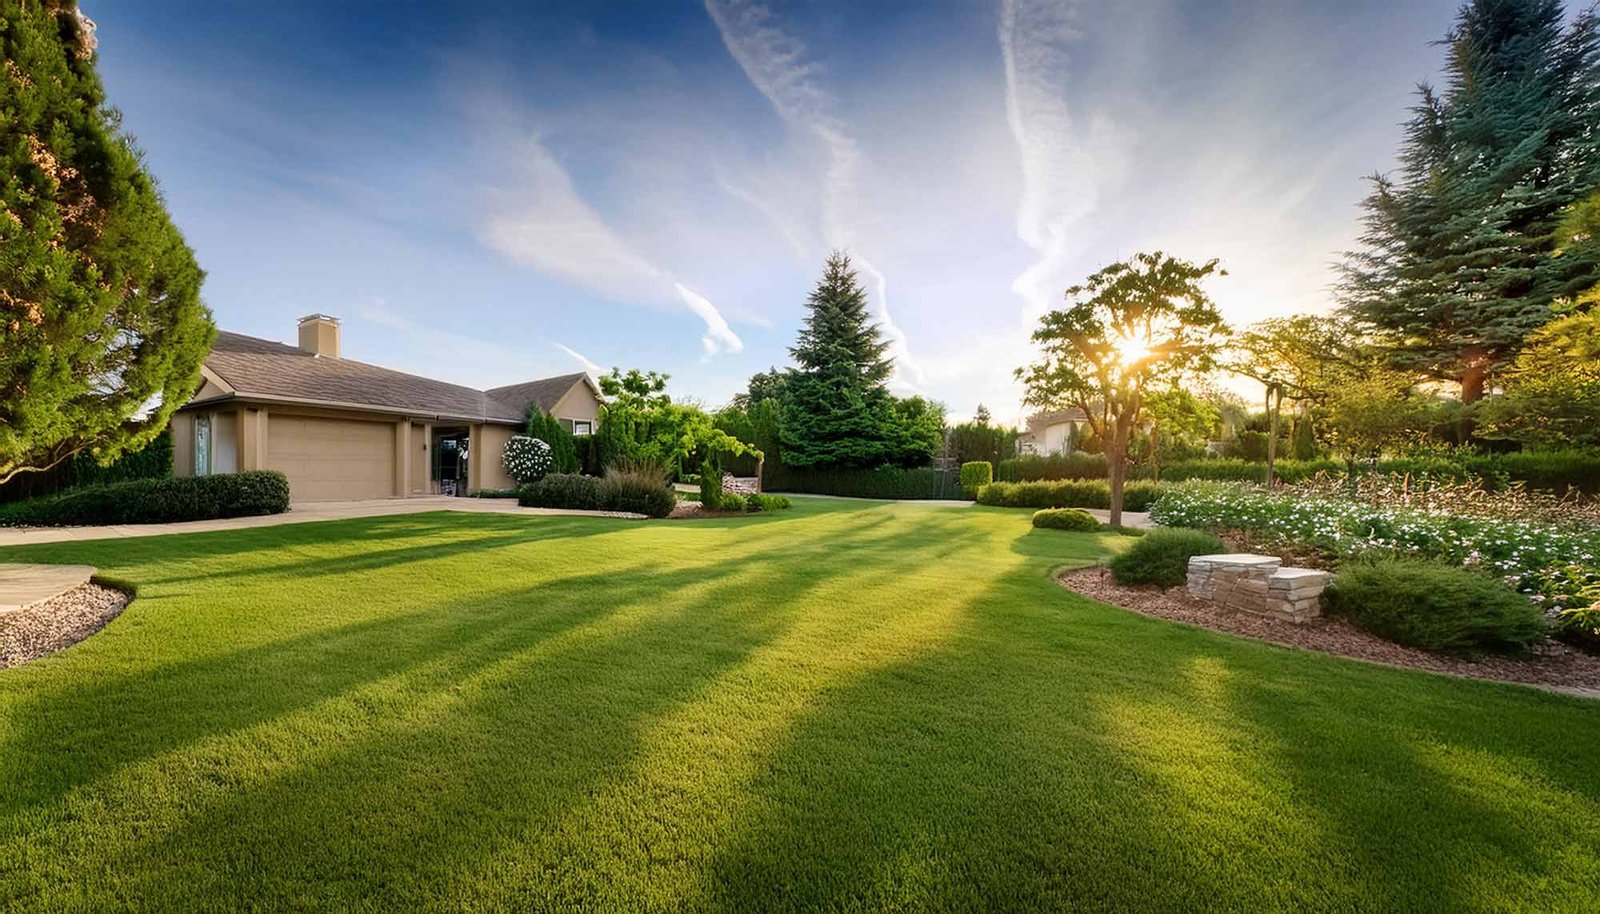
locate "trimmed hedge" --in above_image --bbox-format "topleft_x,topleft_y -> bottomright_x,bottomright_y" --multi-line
959,461 -> 993,499
997,450 -> 1600,492
0,471 -> 290,527
976,479 -> 1166,511
1325,557 -> 1547,653
765,466 -> 963,500
1107,527 -> 1225,587
1031,508 -> 1099,531
519,474 -> 606,511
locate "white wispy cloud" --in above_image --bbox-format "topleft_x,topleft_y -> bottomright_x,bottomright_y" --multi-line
705,0 -> 920,387
999,0 -> 1121,317
553,342 -> 603,377
475,115 -> 743,356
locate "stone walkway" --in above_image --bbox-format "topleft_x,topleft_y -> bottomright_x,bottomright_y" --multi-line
0,497 -> 643,547
0,563 -> 97,612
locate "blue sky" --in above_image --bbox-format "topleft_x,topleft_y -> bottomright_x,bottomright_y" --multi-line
89,0 -> 1459,422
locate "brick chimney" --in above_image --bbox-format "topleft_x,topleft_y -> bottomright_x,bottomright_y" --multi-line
297,313 -> 341,358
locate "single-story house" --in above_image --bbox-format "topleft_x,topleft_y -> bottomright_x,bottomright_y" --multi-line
1017,408 -> 1090,456
171,314 -> 601,502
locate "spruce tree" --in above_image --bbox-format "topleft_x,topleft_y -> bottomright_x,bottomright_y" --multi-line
780,252 -> 902,468
1,1 -> 213,483
1339,0 -> 1600,401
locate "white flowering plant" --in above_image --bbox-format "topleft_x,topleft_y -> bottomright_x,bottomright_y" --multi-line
503,435 -> 553,485
1150,481 -> 1600,642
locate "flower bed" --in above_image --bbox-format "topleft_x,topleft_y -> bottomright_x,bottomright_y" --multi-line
1150,481 -> 1600,642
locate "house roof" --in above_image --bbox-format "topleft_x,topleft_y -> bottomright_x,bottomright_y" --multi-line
1025,408 -> 1090,436
190,331 -> 592,425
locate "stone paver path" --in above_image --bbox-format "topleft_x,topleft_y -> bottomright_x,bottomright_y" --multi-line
0,563 -> 97,612
0,497 -> 643,547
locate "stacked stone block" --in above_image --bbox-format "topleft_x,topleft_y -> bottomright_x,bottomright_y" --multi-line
1186,553 -> 1330,623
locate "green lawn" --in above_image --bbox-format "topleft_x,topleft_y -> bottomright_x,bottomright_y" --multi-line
2,498 -> 1598,913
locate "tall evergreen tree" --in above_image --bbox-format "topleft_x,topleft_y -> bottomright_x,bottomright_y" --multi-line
1339,0 -> 1600,401
1,1 -> 212,483
780,252 -> 905,468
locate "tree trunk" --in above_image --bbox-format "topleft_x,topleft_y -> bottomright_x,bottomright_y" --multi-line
1149,424 -> 1161,483
1107,428 -> 1127,528
1265,385 -> 1279,488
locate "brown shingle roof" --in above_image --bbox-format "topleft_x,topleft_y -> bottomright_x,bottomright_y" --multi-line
194,331 -> 587,424
485,373 -> 595,419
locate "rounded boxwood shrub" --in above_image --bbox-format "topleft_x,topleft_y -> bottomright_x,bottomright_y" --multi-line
1032,508 -> 1100,531
503,435 -> 553,485
747,493 -> 791,512
518,473 -> 606,510
0,471 -> 290,527
1325,557 -> 1547,653
1107,527 -> 1225,587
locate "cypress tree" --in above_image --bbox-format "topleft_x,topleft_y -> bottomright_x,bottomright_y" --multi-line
780,252 -> 901,468
1339,0 -> 1600,401
1,1 -> 213,483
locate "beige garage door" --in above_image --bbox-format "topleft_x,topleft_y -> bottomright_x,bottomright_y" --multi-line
266,415 -> 395,502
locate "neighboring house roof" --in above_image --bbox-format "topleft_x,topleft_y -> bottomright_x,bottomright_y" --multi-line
1025,408 -> 1089,436
485,373 -> 600,420
189,331 -> 593,425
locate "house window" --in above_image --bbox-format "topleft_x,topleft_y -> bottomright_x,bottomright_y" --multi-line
194,414 -> 212,476
572,420 -> 593,436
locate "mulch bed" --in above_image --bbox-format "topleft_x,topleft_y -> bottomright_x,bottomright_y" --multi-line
0,582 -> 129,670
1058,566 -> 1600,698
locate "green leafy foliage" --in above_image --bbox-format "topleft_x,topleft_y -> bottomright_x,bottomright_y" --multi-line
518,473 -> 606,511
1,3 -> 214,483
1031,508 -> 1100,531
1325,557 -> 1548,653
958,461 -> 993,499
595,369 -> 758,479
1338,0 -> 1600,399
0,470 -> 289,526
765,466 -> 963,499
996,453 -> 1109,482
1017,252 -> 1229,524
1107,527 -> 1226,587
525,409 -> 581,473
976,480 -> 1166,511
1477,310 -> 1600,447
746,493 -> 791,512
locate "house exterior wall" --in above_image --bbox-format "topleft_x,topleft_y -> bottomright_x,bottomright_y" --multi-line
550,382 -> 601,430
171,412 -> 195,476
468,423 -> 516,492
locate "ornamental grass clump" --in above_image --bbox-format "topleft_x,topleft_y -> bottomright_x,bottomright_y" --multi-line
603,460 -> 676,518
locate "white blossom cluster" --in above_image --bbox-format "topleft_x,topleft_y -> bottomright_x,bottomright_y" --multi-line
503,436 -> 553,485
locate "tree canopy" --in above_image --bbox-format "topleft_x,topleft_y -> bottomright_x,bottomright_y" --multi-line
1018,252 -> 1228,523
1,1 -> 213,484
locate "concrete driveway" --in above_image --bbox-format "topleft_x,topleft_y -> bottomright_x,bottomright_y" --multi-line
0,497 -> 641,547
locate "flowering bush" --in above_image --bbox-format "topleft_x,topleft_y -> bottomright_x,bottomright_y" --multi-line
503,435 -> 553,485
1151,481 -> 1600,641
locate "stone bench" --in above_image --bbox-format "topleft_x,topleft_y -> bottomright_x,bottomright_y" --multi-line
1186,554 -> 1331,624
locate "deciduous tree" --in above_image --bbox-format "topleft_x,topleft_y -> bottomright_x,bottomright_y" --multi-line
1018,252 -> 1229,525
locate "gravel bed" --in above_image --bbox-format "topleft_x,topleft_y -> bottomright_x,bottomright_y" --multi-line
0,582 -> 129,669
1059,566 -> 1600,698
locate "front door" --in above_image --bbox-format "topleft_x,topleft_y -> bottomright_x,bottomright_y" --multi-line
432,430 -> 470,496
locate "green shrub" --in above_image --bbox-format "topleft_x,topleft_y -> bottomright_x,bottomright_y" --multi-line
747,493 -> 791,512
764,466 -> 962,499
503,435 -> 553,485
1325,557 -> 1548,653
976,479 -> 1165,511
699,457 -> 724,510
0,471 -> 290,527
526,408 -> 581,474
996,453 -> 1109,482
603,461 -> 676,518
1031,508 -> 1100,531
1107,527 -> 1225,587
716,493 -> 748,512
959,461 -> 993,499
518,473 -> 605,510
